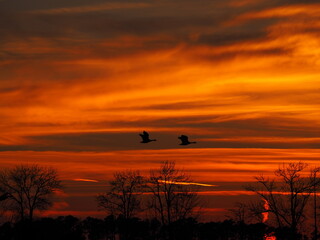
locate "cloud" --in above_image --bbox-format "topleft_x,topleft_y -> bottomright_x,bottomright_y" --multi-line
73,178 -> 99,183
51,201 -> 69,210
29,2 -> 151,14
231,3 -> 320,24
0,148 -> 319,220
2,0 -> 320,220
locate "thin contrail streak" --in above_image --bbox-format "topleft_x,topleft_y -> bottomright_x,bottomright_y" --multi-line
73,178 -> 99,183
158,180 -> 217,187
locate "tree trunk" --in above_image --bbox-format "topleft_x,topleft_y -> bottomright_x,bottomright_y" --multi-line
29,208 -> 34,221
314,185 -> 318,240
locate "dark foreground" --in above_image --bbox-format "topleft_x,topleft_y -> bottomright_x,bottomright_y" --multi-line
0,215 -> 306,240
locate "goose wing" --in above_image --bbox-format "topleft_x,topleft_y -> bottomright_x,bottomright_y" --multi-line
180,135 -> 188,141
140,131 -> 150,141
178,135 -> 189,143
143,131 -> 149,138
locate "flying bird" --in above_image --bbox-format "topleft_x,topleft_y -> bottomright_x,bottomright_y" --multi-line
178,135 -> 196,145
139,131 -> 156,143
0,192 -> 9,202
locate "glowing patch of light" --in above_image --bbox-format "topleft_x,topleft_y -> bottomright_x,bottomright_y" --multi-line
157,180 -> 217,187
262,198 -> 270,223
73,178 -> 99,183
264,232 -> 276,240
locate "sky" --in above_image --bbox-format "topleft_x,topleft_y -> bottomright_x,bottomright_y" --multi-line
1,0 -> 320,220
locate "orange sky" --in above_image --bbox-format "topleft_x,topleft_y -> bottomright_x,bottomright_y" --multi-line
1,0 -> 320,220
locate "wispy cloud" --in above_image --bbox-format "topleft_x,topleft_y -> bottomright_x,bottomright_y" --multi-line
29,2 -> 151,14
232,3 -> 320,24
1,0 -> 320,219
73,178 -> 99,183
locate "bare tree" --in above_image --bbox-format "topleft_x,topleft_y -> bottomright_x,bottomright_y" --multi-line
227,202 -> 249,223
310,167 -> 320,240
97,170 -> 143,219
0,164 -> 62,221
247,200 -> 268,223
146,161 -> 199,226
246,162 -> 320,239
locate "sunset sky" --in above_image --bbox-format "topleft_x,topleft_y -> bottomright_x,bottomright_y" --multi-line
1,0 -> 320,220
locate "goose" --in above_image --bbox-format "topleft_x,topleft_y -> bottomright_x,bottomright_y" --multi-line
178,135 -> 196,145
139,131 -> 156,143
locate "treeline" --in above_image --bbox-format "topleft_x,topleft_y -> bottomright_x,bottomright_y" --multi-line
1,161 -> 320,239
0,215 -> 277,240
97,161 -> 320,240
96,161 -> 200,227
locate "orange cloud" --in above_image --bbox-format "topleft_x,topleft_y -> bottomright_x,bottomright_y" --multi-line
52,201 -> 69,210
1,0 -> 320,220
73,178 -> 99,183
198,191 -> 255,196
227,4 -> 320,26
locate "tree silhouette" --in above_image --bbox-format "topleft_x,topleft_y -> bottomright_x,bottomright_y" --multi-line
227,202 -> 250,224
97,170 -> 143,220
97,170 -> 144,240
310,167 -> 320,240
146,161 -> 199,226
246,162 -> 320,240
0,164 -> 62,221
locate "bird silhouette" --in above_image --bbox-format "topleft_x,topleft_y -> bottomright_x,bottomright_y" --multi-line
0,192 -> 9,202
139,131 -> 156,143
178,135 -> 196,145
